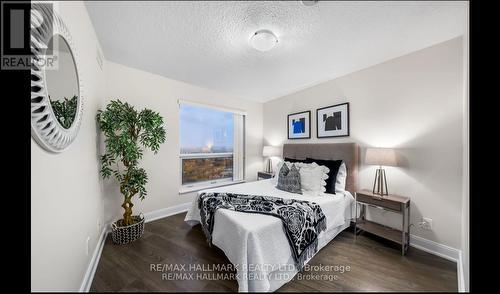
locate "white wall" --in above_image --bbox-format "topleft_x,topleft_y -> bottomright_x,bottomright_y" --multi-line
263,37 -> 464,249
103,61 -> 263,224
31,1 -> 106,291
460,4 -> 469,291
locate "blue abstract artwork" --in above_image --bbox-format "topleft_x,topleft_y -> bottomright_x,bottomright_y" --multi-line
292,118 -> 305,134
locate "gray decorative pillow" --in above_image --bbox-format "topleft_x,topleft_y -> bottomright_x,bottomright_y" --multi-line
276,163 -> 302,194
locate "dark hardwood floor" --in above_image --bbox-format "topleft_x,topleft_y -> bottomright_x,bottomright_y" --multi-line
91,213 -> 457,292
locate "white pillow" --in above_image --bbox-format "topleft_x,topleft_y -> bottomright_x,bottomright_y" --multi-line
298,162 -> 329,194
335,162 -> 347,193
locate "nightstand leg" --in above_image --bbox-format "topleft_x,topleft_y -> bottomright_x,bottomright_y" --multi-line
354,201 -> 357,240
402,207 -> 405,256
407,205 -> 411,252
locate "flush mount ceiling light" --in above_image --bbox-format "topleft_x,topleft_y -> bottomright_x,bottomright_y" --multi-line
250,30 -> 278,52
301,0 -> 319,6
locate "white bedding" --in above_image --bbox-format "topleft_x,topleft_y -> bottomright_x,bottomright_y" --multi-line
184,179 -> 355,292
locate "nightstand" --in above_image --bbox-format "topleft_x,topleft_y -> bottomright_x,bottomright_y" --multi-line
257,171 -> 274,180
354,189 -> 411,255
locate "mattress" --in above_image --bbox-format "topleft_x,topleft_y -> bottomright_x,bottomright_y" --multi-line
184,179 -> 355,292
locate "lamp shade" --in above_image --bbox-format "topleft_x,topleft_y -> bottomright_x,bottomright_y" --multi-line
365,148 -> 397,166
263,146 -> 281,157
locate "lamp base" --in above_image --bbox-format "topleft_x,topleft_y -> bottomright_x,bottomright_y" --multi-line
265,158 -> 273,173
372,167 -> 388,196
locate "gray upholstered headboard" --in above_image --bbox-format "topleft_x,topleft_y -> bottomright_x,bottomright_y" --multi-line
282,143 -> 359,194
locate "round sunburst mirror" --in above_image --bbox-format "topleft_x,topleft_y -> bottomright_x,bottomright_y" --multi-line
31,3 -> 83,153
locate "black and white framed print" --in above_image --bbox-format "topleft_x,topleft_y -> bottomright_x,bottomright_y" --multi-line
287,110 -> 311,139
316,102 -> 349,138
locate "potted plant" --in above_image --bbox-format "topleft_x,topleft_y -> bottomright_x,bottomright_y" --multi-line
97,100 -> 166,244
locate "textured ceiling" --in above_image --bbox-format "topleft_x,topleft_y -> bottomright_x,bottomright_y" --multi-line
85,1 -> 466,102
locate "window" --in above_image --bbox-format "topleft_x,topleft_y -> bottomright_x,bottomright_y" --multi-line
179,102 -> 245,191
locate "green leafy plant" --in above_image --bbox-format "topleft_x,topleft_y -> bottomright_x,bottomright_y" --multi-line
97,100 -> 166,226
50,95 -> 78,129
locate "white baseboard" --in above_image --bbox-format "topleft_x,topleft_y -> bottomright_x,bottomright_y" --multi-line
143,202 -> 191,223
79,227 -> 108,292
409,234 -> 463,292
410,234 -> 460,262
457,251 -> 465,292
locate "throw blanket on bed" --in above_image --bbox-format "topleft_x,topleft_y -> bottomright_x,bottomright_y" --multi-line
198,192 -> 327,270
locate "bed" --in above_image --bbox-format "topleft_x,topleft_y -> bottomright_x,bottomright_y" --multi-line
184,143 -> 359,292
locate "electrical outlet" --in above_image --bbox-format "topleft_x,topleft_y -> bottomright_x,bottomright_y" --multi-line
418,217 -> 433,230
86,236 -> 91,255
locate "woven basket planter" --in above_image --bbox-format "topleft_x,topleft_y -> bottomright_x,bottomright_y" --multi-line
111,214 -> 145,245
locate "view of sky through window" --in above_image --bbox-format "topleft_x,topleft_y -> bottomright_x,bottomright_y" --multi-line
180,104 -> 234,154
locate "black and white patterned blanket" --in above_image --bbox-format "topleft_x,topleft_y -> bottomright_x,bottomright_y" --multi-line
198,192 -> 327,270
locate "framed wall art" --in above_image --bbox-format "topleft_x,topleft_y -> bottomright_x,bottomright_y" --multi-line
316,102 -> 349,138
287,110 -> 311,139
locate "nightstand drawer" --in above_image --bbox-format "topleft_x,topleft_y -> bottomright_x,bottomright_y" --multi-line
356,193 -> 402,212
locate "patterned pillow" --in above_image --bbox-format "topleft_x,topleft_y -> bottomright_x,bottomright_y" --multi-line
276,163 -> 302,194
273,160 -> 289,184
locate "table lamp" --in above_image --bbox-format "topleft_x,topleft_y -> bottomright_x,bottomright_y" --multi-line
262,146 -> 281,173
365,148 -> 397,196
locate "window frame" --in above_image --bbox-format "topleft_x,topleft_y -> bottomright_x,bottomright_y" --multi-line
178,101 -> 246,194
